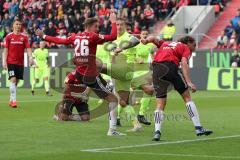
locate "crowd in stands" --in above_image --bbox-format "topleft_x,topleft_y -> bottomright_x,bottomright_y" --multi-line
0,0 -> 181,48
0,0 -> 228,48
217,8 -> 240,49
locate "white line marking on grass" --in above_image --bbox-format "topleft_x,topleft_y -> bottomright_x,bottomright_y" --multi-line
0,100 -> 58,103
81,135 -> 240,152
92,151 -> 240,159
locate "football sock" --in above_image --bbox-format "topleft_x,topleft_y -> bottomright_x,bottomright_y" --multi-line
186,101 -> 201,127
10,82 -> 16,102
125,105 -> 139,126
154,109 -> 164,132
109,102 -> 117,130
44,79 -> 50,92
117,104 -> 124,119
31,79 -> 35,91
139,96 -> 151,116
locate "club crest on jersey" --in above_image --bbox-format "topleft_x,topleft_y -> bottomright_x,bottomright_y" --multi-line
20,37 -> 24,41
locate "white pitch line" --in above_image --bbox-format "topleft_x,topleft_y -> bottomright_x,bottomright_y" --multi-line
92,151 -> 240,159
0,100 -> 58,103
81,135 -> 240,152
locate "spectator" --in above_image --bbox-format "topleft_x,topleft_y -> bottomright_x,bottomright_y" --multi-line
128,10 -> 135,24
228,33 -> 236,48
57,29 -> 67,48
45,21 -> 57,36
8,0 -> 20,18
133,21 -> 141,34
224,22 -> 234,40
100,19 -> 111,34
144,4 -> 154,28
63,14 -> 73,33
138,13 -> 147,30
161,20 -> 176,41
231,9 -> 240,30
230,50 -> 240,67
73,12 -> 84,33
1,13 -> 11,27
92,3 -> 100,17
216,31 -> 228,48
234,20 -> 240,49
3,0 -> 11,13
167,0 -> 176,16
98,3 -> 110,18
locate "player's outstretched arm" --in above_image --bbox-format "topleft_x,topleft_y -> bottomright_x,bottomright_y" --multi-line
142,36 -> 162,48
114,36 -> 140,55
181,57 -> 196,93
36,29 -> 72,45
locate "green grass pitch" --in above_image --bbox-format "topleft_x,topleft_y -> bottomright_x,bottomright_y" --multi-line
0,89 -> 240,160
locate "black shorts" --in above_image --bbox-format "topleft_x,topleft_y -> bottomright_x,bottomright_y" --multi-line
7,64 -> 24,80
62,99 -> 90,116
152,62 -> 188,98
75,71 -> 111,99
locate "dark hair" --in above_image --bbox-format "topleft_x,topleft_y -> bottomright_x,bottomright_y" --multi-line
13,19 -> 21,24
178,36 -> 195,44
84,17 -> 98,28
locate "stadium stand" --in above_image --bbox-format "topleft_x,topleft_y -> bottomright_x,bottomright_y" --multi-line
0,0 -> 229,48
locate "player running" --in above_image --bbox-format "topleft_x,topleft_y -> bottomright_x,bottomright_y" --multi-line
142,36 -> 213,141
31,41 -> 52,96
2,19 -> 34,108
37,13 -> 125,136
53,70 -> 90,121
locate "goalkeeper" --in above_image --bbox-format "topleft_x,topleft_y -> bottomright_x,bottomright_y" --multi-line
31,41 -> 52,96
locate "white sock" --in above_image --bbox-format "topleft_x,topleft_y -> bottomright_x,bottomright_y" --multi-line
186,101 -> 201,127
109,102 -> 117,130
10,82 -> 16,102
154,109 -> 164,132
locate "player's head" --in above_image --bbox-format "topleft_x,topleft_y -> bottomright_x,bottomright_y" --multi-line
178,36 -> 196,52
116,18 -> 126,35
84,17 -> 99,33
12,19 -> 22,33
39,41 -> 46,49
140,29 -> 149,39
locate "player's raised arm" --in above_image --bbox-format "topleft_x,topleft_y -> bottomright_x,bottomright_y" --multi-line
95,12 -> 117,44
36,29 -> 72,45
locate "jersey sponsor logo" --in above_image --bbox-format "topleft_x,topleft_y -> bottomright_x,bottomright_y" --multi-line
10,41 -> 24,44
75,35 -> 90,39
